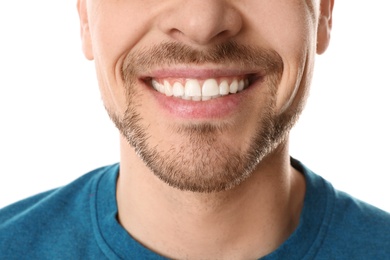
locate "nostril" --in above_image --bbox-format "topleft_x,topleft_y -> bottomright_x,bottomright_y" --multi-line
169,28 -> 184,38
158,2 -> 243,46
215,30 -> 231,40
168,28 -> 199,44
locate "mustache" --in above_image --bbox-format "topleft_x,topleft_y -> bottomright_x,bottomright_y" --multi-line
121,41 -> 284,81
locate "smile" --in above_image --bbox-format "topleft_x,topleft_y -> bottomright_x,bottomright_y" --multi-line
150,77 -> 251,101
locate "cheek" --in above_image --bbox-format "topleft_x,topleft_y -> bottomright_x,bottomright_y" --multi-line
267,10 -> 316,113
240,1 -> 316,114
276,51 -> 314,115
88,2 -> 156,116
94,59 -> 128,115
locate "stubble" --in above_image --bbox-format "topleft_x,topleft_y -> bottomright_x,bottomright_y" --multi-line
107,41 -> 301,192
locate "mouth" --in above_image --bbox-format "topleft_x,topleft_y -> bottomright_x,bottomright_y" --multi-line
137,69 -> 265,119
144,74 -> 259,101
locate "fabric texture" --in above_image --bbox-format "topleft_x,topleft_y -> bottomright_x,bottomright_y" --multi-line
1,159 -> 389,259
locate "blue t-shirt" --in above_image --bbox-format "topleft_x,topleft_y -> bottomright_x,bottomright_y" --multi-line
1,159 -> 389,259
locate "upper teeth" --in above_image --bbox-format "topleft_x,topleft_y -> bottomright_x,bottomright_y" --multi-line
151,78 -> 249,101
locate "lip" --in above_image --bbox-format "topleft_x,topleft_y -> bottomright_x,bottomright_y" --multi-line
140,67 -> 264,80
139,68 -> 264,120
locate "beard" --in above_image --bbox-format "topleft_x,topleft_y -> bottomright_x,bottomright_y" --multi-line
107,41 -> 302,193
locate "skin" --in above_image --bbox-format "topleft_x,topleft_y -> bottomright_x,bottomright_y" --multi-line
78,0 -> 334,259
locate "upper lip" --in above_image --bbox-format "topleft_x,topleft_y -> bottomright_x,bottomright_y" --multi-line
139,66 -> 265,80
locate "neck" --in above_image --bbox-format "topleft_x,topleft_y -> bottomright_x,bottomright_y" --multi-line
116,136 -> 305,259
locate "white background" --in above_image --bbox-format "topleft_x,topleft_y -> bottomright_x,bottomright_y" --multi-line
0,1 -> 389,211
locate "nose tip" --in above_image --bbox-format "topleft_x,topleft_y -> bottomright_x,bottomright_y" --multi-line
159,2 -> 243,46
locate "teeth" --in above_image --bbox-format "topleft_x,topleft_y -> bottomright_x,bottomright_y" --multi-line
185,80 -> 202,98
202,79 -> 219,97
151,78 -> 249,101
152,80 -> 162,93
230,80 -> 238,93
238,80 -> 245,92
164,80 -> 173,96
219,80 -> 230,96
172,82 -> 185,97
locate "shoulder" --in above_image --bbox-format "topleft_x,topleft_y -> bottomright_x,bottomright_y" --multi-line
295,159 -> 390,259
321,189 -> 390,257
0,164 -> 119,259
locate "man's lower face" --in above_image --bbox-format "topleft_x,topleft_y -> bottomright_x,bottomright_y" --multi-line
107,42 -> 301,193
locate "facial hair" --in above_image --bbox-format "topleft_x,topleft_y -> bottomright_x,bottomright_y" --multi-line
107,41 -> 301,193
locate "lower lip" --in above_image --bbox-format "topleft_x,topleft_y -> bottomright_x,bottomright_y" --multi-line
143,81 -> 257,120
